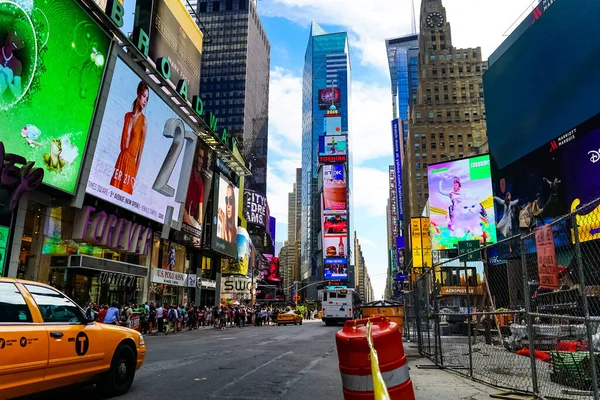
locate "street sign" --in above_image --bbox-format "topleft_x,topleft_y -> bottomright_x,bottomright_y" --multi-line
458,240 -> 481,262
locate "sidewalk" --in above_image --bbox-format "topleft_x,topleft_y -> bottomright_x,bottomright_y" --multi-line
405,343 -> 500,399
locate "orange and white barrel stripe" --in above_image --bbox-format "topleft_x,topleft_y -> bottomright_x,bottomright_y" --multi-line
336,316 -> 415,400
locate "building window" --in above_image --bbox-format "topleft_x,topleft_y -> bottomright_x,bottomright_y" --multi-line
428,112 -> 434,118
456,53 -> 461,59
417,184 -> 422,190
447,54 -> 452,60
415,153 -> 420,159
440,44 -> 446,50
416,113 -> 421,119
423,163 -> 428,168
416,173 -> 421,180
430,133 -> 436,138
416,163 -> 421,169
421,134 -> 426,138
432,154 -> 437,159
431,35 -> 436,42
439,133 -> 444,139
458,142 -> 463,147
239,0 -> 246,8
431,142 -> 437,149
226,0 -> 232,10
200,2 -> 207,12
459,152 -> 464,157
439,55 -> 444,60
449,142 -> 455,148
414,134 -> 420,138
430,55 -> 436,61
213,1 -> 220,11
432,44 -> 437,50
417,193 -> 422,199
415,143 -> 420,149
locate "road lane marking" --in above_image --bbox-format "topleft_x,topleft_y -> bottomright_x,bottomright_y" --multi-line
278,347 -> 336,397
210,351 -> 294,397
258,340 -> 274,346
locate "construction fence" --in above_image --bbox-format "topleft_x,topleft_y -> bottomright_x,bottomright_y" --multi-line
404,198 -> 600,399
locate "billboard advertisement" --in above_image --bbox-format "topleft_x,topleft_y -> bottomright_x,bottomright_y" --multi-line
493,112 -> 600,244
411,217 -> 432,268
181,141 -> 213,246
323,212 -> 348,236
87,58 -> 194,223
319,135 -> 347,164
211,173 -> 239,258
318,88 -> 341,110
323,235 -> 348,281
269,216 -> 276,246
243,190 -> 268,228
427,155 -> 497,250
134,0 -> 203,98
220,226 -> 255,276
0,0 -> 110,194
392,119 -> 404,221
323,164 -> 346,211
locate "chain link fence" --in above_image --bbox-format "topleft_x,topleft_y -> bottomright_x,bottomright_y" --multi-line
404,198 -> 600,399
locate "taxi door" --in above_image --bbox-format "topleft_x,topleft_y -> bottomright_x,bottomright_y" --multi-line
22,284 -> 106,391
0,281 -> 49,399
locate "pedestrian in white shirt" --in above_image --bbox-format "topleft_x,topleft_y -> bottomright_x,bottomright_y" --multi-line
156,305 -> 164,333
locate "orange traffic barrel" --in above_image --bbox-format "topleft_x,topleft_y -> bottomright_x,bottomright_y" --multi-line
336,315 -> 415,399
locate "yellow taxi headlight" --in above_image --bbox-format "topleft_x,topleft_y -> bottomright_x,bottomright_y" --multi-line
139,335 -> 145,346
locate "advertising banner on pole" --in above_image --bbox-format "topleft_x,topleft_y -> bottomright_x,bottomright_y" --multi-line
392,119 -> 404,222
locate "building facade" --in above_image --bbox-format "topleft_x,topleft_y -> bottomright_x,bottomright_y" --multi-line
301,23 -> 351,300
405,0 -> 488,218
190,0 -> 270,194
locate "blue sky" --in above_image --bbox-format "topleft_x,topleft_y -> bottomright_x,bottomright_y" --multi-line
260,0 -> 537,298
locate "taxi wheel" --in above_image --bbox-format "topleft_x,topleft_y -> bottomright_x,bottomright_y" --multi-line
98,343 -> 136,396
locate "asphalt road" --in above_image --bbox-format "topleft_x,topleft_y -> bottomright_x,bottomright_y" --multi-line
25,319 -> 345,400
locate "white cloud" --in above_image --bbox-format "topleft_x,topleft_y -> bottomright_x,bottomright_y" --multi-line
261,0 -> 536,75
352,167 -> 389,218
357,236 -> 378,249
349,81 -> 393,164
268,67 -> 303,154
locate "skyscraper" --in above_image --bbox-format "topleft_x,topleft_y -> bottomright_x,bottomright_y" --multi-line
405,0 -> 488,217
385,34 -> 419,137
189,0 -> 270,193
301,23 -> 351,300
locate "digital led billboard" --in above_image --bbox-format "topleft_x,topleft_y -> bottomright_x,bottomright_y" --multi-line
0,0 -> 110,193
182,141 -> 213,246
484,0 -> 600,169
319,135 -> 347,165
428,155 -> 497,250
211,173 -> 239,258
318,88 -> 341,110
87,58 -> 193,223
323,164 -> 346,211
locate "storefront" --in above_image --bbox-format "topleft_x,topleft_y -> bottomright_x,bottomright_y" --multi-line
149,237 -> 189,307
30,203 -> 153,306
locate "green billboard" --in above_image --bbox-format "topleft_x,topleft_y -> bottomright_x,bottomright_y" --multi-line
0,0 -> 110,193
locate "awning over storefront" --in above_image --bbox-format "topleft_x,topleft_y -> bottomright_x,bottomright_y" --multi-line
68,255 -> 148,277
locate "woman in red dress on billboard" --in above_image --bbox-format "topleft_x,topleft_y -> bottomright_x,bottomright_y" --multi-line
110,81 -> 149,194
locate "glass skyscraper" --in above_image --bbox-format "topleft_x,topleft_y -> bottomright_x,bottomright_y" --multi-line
385,34 -> 419,140
189,0 -> 270,193
301,22 -> 351,300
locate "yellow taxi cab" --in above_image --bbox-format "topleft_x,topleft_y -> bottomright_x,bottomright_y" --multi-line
277,310 -> 303,326
0,278 -> 146,399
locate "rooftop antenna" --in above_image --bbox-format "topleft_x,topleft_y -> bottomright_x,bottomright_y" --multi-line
411,0 -> 417,34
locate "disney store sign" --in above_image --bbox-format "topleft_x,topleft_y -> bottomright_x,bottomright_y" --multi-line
0,142 -> 44,212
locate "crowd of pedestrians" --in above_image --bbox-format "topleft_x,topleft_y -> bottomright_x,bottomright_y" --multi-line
83,301 -> 319,334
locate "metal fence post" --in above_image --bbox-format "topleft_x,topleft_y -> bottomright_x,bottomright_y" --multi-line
415,279 -> 423,353
521,233 -> 539,395
572,214 -> 600,400
464,260 -> 473,378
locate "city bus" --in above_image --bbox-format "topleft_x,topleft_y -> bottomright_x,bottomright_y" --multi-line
319,288 -> 361,326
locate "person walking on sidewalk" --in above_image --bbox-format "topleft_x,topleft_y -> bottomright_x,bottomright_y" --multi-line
166,305 -> 178,335
156,304 -> 164,333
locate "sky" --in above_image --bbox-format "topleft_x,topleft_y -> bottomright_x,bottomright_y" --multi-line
259,0 -> 537,299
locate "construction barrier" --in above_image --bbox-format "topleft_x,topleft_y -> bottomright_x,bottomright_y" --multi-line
336,315 -> 415,400
361,300 -> 404,328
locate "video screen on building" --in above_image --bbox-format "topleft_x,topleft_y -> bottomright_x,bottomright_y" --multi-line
484,0 -> 600,169
323,234 -> 348,281
319,135 -> 347,164
427,155 -> 497,250
87,57 -> 194,224
211,173 -> 239,258
318,88 -> 341,110
322,164 -> 346,211
181,141 -> 214,246
0,0 -> 110,193
493,112 -> 600,243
